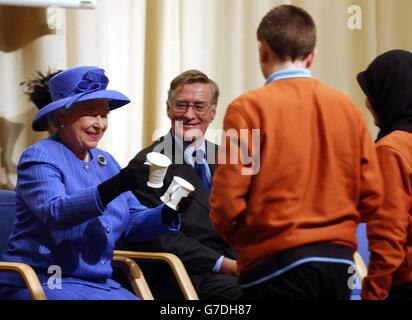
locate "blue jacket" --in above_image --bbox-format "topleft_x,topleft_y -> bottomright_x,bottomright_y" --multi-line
0,135 -> 179,288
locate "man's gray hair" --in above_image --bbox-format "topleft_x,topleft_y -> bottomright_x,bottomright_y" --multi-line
167,69 -> 219,105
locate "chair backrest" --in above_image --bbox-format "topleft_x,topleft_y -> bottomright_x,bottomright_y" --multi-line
0,190 -> 17,254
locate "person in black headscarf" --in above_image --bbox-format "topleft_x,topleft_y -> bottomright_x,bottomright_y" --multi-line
357,49 -> 412,300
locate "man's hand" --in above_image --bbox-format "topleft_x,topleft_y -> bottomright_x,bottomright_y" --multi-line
220,257 -> 239,276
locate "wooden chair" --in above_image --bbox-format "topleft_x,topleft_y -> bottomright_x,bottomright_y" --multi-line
0,189 -> 198,300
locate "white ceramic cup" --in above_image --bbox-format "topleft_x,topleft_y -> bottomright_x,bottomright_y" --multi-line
145,152 -> 172,188
160,176 -> 195,210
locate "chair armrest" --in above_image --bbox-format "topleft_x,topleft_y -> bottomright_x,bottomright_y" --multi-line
0,262 -> 46,300
113,250 -> 198,300
112,256 -> 154,300
353,251 -> 367,280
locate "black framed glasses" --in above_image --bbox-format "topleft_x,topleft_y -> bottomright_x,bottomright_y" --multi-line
171,101 -> 213,115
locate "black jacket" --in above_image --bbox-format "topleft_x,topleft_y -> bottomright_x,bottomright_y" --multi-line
120,133 -> 237,283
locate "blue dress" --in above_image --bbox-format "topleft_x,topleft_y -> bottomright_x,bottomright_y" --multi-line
0,136 -> 179,300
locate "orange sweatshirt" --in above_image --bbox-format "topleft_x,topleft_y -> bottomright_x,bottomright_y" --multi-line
210,77 -> 383,272
362,130 -> 412,300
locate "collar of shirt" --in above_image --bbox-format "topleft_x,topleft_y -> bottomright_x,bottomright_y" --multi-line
169,130 -> 207,167
169,131 -> 212,184
184,140 -> 207,167
265,68 -> 312,85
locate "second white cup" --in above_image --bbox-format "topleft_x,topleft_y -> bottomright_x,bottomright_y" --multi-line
160,176 -> 195,210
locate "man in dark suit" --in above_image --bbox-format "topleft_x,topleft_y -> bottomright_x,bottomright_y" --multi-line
122,70 -> 241,300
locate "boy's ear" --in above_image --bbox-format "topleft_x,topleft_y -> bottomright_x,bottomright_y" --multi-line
258,41 -> 269,64
305,48 -> 317,68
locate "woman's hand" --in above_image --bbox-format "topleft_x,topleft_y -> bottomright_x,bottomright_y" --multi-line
161,193 -> 194,225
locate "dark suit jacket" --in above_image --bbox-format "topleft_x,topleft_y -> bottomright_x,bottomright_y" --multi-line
122,132 -> 237,282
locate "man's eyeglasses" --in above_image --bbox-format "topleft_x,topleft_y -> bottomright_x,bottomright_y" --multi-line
171,101 -> 213,115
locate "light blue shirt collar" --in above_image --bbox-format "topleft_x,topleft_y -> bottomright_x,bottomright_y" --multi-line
184,140 -> 207,167
265,68 -> 312,85
170,131 -> 207,166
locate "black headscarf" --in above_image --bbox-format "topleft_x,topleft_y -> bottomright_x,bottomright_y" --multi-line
357,49 -> 412,140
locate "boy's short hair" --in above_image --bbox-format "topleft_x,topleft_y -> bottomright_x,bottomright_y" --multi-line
257,5 -> 316,61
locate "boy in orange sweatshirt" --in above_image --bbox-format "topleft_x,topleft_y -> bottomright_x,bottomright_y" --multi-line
210,4 -> 383,299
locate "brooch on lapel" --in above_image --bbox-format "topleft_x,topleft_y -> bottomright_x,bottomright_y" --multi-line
97,154 -> 107,166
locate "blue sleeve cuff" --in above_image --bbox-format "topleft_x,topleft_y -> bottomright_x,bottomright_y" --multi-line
213,255 -> 225,272
124,194 -> 181,241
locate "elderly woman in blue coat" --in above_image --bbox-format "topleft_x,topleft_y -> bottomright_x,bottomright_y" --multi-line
0,66 -> 190,300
